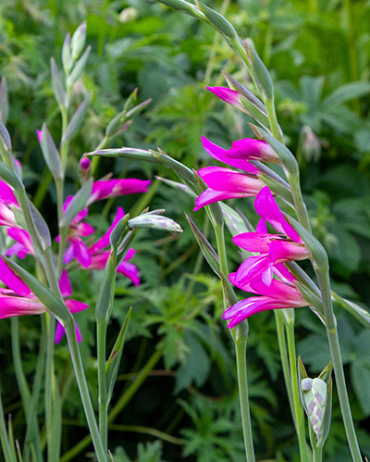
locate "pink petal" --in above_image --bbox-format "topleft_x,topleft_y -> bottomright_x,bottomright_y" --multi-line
227,138 -> 279,163
117,261 -> 140,286
7,228 -> 34,256
206,87 -> 244,109
0,295 -> 46,319
194,188 -> 253,211
54,323 -> 65,344
59,270 -> 72,297
201,137 -> 259,174
0,181 -> 19,206
254,187 -> 302,243
89,179 -> 151,204
198,167 -> 263,193
0,257 -> 33,297
73,240 -> 92,268
65,299 -> 89,314
89,207 -> 125,254
232,232 -> 274,253
269,240 -> 310,264
77,222 -> 95,237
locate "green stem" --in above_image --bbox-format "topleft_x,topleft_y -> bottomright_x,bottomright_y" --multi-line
235,337 -> 256,462
315,269 -> 362,462
60,348 -> 164,462
10,318 -> 31,416
274,312 -> 294,422
286,321 -> 309,462
45,314 -> 60,462
0,389 -> 17,462
265,97 -> 283,143
65,321 -> 107,462
23,318 -> 46,462
97,320 -> 108,453
313,445 -> 323,462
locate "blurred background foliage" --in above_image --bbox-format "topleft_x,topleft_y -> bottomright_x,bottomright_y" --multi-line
1,0 -> 370,460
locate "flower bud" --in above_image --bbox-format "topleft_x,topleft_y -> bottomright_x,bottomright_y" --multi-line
79,157 -> 91,184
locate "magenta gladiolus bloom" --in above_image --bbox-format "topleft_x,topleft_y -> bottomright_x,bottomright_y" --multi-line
0,258 -> 87,342
86,207 -> 140,286
0,181 -> 21,228
6,228 -> 34,258
201,136 -> 258,174
224,269 -> 307,328
226,138 -> 280,164
59,197 -> 95,267
206,86 -> 245,111
88,178 -> 151,205
194,166 -> 264,211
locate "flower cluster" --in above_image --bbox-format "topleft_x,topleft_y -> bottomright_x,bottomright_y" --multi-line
224,186 -> 310,327
0,164 -> 150,341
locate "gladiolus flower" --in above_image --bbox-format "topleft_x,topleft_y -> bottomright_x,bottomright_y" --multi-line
6,228 -> 34,258
0,181 -> 20,228
88,178 -> 151,205
226,138 -> 280,164
194,166 -> 264,211
206,86 -> 245,112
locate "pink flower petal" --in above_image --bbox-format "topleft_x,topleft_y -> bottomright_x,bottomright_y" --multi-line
117,261 -> 140,286
201,137 -> 259,174
0,181 -> 18,206
59,270 -> 72,298
254,187 -> 301,243
89,207 -> 125,254
227,138 -> 279,164
0,257 -> 33,297
89,179 -> 151,204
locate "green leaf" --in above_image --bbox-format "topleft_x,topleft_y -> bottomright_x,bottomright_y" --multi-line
0,76 -> 9,124
60,178 -> 92,228
323,82 -> 370,108
174,331 -> 210,393
51,58 -> 67,109
106,308 -> 132,404
41,123 -> 62,180
62,93 -> 91,144
351,362 -> 370,416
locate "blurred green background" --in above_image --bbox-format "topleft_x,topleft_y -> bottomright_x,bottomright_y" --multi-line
1,0 -> 370,460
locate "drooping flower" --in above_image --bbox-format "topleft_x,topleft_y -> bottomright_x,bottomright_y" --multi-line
0,257 -> 88,343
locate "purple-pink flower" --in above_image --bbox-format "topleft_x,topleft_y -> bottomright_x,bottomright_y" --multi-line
206,86 -> 245,111
0,257 -> 88,343
224,265 -> 307,328
87,177 -> 151,205
226,138 -> 279,164
224,186 -> 310,327
0,181 -> 20,228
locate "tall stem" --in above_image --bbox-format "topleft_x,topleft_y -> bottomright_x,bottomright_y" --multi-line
235,337 -> 256,462
315,269 -> 362,462
286,322 -> 309,462
313,445 -> 323,462
65,321 -> 107,462
97,320 -> 108,453
214,221 -> 255,461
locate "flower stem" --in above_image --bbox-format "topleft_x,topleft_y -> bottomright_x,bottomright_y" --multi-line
0,389 -> 16,462
286,321 -> 309,462
313,445 -> 323,462
213,221 -> 255,462
235,335 -> 256,462
274,312 -> 294,421
97,320 -> 108,453
65,321 -> 107,462
60,348 -> 164,462
316,269 -> 362,462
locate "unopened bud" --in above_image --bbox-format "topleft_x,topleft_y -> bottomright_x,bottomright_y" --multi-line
299,125 -> 321,163
128,210 -> 182,234
79,157 -> 91,184
71,21 -> 87,61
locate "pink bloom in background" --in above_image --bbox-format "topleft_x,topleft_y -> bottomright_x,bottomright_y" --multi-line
36,129 -> 43,144
0,258 -> 87,343
226,138 -> 280,164
224,266 -> 307,328
6,228 -> 34,258
86,207 -> 140,285
88,178 -> 151,205
55,270 -> 89,343
194,166 -> 264,211
58,196 -> 95,267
